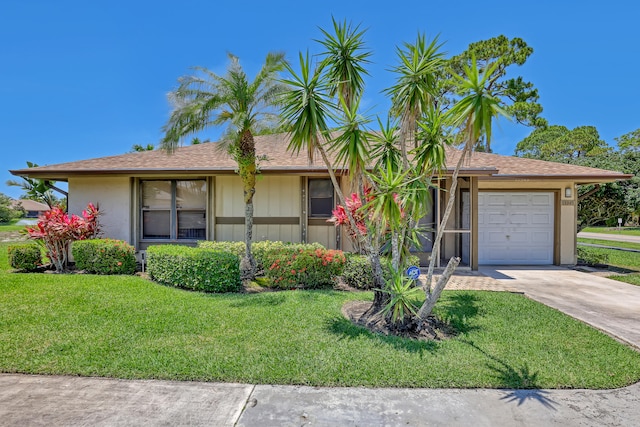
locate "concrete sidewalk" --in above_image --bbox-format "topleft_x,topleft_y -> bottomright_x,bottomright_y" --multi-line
2,374 -> 639,426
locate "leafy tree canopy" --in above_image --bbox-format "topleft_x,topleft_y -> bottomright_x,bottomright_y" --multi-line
514,125 -> 609,162
442,35 -> 547,149
615,128 -> 640,153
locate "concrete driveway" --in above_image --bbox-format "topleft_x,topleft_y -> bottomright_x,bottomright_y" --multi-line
479,265 -> 640,350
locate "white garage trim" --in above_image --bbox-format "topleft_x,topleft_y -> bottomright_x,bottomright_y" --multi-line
478,192 -> 555,265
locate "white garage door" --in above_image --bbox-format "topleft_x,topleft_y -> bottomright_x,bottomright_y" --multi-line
478,192 -> 554,265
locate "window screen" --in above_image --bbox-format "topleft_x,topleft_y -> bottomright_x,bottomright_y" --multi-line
309,179 -> 334,217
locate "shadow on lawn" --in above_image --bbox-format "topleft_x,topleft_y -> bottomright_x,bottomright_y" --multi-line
436,292 -> 482,335
461,339 -> 557,409
326,315 -> 439,356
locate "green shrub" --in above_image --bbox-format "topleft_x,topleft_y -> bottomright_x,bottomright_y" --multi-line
343,254 -> 421,289
72,239 -> 137,275
577,246 -> 609,266
146,245 -> 240,293
8,243 -> 42,271
253,240 -> 324,270
197,240 -> 245,257
261,247 -> 345,289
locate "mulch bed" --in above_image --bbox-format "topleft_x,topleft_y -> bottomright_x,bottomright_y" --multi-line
341,300 -> 457,342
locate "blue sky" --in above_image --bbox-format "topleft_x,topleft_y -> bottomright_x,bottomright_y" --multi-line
1,0 -> 638,199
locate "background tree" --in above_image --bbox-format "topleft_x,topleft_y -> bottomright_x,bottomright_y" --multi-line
130,144 -> 155,152
441,35 -> 546,151
161,52 -> 286,281
0,193 -> 21,223
6,162 -> 66,208
615,128 -> 640,153
515,126 -> 640,227
514,125 -> 609,161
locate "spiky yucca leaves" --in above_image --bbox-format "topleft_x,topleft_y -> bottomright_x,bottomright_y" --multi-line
381,269 -> 422,329
161,52 -> 286,281
279,52 -> 333,165
385,34 -> 445,167
318,17 -> 371,110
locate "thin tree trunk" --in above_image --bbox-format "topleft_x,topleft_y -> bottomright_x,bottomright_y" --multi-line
417,255 -> 460,319
239,130 -> 257,282
422,145 -> 469,295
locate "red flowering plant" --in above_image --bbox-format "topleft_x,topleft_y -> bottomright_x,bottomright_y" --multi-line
264,247 -> 346,289
25,203 -> 101,272
329,185 -> 407,256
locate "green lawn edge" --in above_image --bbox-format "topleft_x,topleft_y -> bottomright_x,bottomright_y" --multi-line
1,270 -> 639,390
582,227 -> 640,237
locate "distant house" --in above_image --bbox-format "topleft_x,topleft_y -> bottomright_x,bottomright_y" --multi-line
9,133 -> 631,269
10,199 -> 50,218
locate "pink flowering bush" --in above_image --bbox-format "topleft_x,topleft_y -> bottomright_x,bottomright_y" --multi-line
262,247 -> 346,289
25,203 -> 101,272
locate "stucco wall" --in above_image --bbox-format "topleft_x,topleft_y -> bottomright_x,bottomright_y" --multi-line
478,179 -> 577,265
68,176 -> 132,243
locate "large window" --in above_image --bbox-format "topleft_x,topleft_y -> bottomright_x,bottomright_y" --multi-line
308,179 -> 334,217
141,180 -> 206,240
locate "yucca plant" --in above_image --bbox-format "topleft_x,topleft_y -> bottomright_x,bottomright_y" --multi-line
380,269 -> 422,330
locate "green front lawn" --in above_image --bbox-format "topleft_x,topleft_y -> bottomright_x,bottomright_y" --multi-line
1,265 -> 639,389
577,240 -> 640,271
0,220 -> 27,233
609,274 -> 640,286
582,226 -> 640,236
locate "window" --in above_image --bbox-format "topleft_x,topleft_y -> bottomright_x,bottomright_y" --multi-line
308,179 -> 334,217
141,180 -> 206,240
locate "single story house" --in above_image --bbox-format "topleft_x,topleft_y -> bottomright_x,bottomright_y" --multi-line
10,199 -> 50,218
9,133 -> 630,269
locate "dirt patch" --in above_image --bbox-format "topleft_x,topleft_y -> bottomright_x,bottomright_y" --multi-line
342,300 -> 457,342
0,231 -> 28,243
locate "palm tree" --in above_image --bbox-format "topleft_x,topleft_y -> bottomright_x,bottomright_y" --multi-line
161,52 -> 286,281
417,55 -> 509,319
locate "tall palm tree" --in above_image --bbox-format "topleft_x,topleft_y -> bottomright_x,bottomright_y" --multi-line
417,55 -> 509,319
161,52 -> 286,281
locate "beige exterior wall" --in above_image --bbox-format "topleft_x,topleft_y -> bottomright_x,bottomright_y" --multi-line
68,176 -> 131,243
214,175 -> 301,243
478,179 -> 577,265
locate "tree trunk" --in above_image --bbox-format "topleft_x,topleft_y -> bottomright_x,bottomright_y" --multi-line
238,130 -> 257,282
316,141 -> 387,308
417,255 -> 460,319
423,146 -> 469,294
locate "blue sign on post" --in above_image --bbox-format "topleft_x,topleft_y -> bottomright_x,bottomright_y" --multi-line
406,266 -> 420,280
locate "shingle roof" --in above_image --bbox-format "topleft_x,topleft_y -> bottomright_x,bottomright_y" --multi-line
10,199 -> 50,212
9,132 -> 630,183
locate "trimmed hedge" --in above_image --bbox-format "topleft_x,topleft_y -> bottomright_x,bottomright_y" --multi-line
197,241 -> 245,257
72,239 -> 137,275
8,243 -> 42,272
197,240 -> 326,272
146,245 -> 241,293
253,240 -> 324,269
343,254 -> 421,289
261,247 -> 345,289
